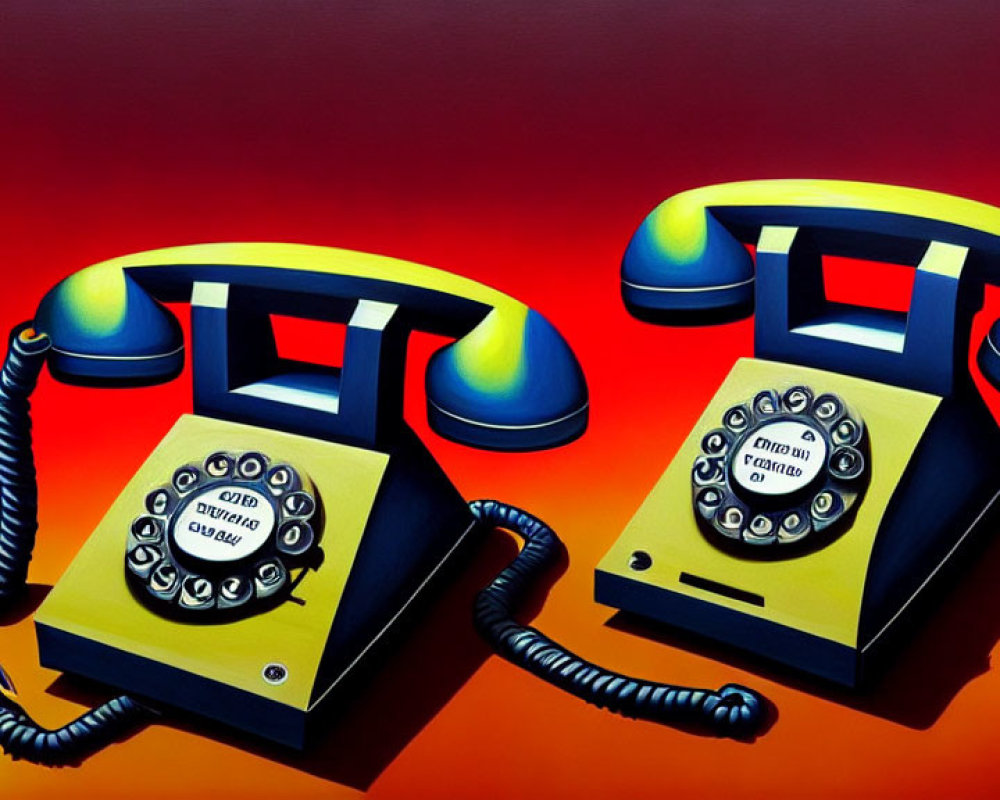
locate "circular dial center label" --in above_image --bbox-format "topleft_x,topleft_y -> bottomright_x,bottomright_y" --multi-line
731,419 -> 828,496
173,485 -> 275,562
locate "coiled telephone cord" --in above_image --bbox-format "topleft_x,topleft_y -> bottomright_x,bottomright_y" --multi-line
0,683 -> 152,767
0,323 -> 155,764
470,499 -> 765,737
0,324 -> 50,608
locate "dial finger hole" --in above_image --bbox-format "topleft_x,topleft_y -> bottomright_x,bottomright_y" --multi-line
716,506 -> 745,537
237,452 -> 268,480
219,575 -> 253,607
692,455 -> 725,486
696,487 -> 724,518
179,576 -> 215,609
131,516 -> 162,543
149,562 -> 179,595
723,405 -> 750,433
145,488 -> 174,516
830,446 -> 865,480
254,560 -> 288,598
277,521 -> 314,556
753,390 -> 780,417
778,510 -> 811,542
832,418 -> 861,446
811,490 -> 843,520
205,452 -> 234,478
748,514 -> 774,537
813,394 -> 843,424
266,464 -> 299,494
172,466 -> 201,494
127,544 -> 163,579
282,491 -> 315,518
700,429 -> 730,456
744,515 -> 776,545
782,386 -> 812,414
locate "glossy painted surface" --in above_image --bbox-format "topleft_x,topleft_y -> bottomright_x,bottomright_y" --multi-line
3,3 -> 1000,799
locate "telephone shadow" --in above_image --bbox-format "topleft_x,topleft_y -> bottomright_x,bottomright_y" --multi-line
0,584 -> 51,626
48,527 -> 563,789
606,517 -> 1000,731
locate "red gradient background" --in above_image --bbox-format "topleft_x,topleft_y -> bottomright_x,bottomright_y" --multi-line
3,2 -> 1000,797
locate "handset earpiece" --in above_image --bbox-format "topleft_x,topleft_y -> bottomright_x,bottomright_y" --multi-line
33,267 -> 184,386
426,307 -> 588,450
621,193 -> 755,324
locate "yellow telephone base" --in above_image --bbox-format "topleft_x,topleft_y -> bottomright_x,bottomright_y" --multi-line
34,414 -> 474,748
596,359 -> 1000,686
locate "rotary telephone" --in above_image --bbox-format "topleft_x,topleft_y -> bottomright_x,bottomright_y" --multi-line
0,243 -> 762,765
597,179 -> 1000,687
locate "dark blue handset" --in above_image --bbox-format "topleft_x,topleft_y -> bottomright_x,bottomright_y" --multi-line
32,242 -> 588,450
622,179 -> 1000,396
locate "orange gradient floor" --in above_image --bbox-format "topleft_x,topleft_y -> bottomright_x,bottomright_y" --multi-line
2,3 -> 1000,798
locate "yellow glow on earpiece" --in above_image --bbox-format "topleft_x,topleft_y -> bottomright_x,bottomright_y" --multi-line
648,194 -> 711,264
452,305 -> 528,393
60,264 -> 129,335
